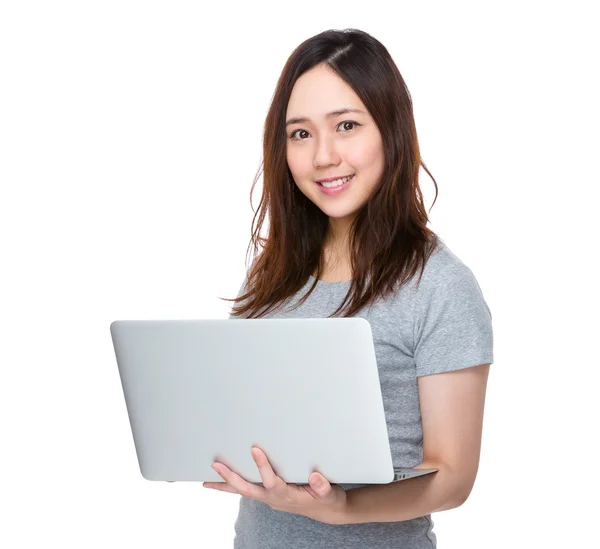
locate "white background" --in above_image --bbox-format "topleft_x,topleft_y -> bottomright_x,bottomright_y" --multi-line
1,1 -> 599,547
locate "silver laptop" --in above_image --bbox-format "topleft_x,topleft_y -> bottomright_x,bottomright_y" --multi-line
110,318 -> 437,484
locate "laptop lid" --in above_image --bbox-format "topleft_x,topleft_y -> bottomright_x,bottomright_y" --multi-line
110,318 -> 398,484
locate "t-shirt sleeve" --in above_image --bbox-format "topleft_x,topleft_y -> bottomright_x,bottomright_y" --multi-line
413,263 -> 494,377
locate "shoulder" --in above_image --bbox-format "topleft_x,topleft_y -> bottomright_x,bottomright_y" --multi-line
407,236 -> 491,327
413,236 -> 478,294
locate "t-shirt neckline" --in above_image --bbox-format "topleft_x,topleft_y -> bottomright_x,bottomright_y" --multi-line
308,274 -> 352,285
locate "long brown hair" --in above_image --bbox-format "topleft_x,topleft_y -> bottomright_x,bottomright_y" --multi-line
221,28 -> 440,319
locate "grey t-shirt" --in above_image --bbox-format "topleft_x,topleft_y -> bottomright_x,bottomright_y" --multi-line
228,237 -> 494,549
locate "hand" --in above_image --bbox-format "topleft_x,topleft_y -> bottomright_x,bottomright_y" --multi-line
203,445 -> 348,525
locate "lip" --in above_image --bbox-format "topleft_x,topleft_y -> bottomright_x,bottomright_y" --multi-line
316,174 -> 354,195
315,174 -> 355,183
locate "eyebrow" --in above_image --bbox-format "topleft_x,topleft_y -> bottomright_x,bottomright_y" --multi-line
285,108 -> 366,127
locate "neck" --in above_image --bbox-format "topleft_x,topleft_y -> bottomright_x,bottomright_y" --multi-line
326,215 -> 354,251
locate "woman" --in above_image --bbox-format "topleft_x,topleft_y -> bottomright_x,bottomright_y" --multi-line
205,28 -> 494,549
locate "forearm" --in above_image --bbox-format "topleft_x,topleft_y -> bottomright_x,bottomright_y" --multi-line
335,459 -> 468,525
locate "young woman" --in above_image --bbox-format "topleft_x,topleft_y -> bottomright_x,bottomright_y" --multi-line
205,28 -> 494,549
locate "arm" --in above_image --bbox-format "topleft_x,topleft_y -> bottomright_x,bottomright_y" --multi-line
334,363 -> 491,525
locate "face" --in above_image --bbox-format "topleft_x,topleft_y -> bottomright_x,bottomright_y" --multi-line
285,64 -> 385,240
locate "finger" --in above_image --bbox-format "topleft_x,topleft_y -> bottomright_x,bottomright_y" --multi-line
301,484 -> 321,499
203,482 -> 240,494
212,463 -> 267,500
309,473 -> 332,497
251,447 -> 286,493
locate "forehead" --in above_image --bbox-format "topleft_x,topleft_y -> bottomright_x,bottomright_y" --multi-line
286,65 -> 366,119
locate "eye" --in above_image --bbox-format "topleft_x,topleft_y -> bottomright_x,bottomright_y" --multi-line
288,120 -> 362,141
289,128 -> 310,140
337,120 -> 360,133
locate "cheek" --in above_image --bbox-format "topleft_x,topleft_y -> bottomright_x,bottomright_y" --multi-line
286,149 -> 312,179
286,148 -> 300,175
347,140 -> 384,171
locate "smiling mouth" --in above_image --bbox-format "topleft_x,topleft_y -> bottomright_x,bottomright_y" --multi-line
316,174 -> 355,187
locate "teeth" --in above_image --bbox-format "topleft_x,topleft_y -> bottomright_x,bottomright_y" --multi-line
320,175 -> 353,188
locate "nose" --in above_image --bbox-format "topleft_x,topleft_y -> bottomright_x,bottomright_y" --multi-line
313,133 -> 341,169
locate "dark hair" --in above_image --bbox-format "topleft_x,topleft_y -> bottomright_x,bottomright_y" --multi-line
221,28 -> 440,318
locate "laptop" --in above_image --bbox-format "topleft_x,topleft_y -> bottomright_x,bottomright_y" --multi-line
110,318 -> 438,484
